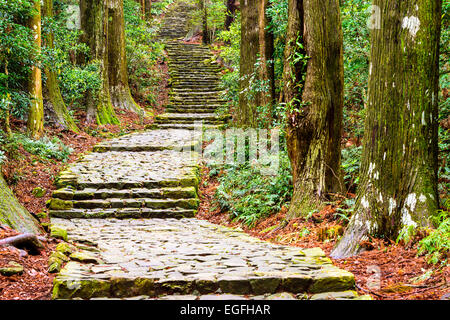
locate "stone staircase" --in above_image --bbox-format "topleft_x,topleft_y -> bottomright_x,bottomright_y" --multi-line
154,41 -> 229,130
154,1 -> 229,130
48,130 -> 201,220
47,0 -> 368,301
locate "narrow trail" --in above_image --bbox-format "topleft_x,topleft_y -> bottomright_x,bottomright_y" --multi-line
48,1 -> 363,300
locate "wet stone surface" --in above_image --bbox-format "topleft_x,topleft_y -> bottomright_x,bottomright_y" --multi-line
63,150 -> 199,188
51,218 -> 355,299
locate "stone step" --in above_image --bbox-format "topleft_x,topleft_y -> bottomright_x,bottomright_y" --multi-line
52,186 -> 198,201
155,123 -> 225,130
166,108 -> 221,114
85,290 -> 371,300
156,113 -> 228,121
49,197 -> 199,211
49,207 -> 196,219
50,218 -> 356,300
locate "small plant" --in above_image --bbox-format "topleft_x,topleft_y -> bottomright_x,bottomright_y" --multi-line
417,210 -> 450,265
12,134 -> 73,162
341,145 -> 362,191
214,151 -> 292,227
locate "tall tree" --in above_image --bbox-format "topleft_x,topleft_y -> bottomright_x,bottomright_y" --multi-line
42,0 -> 80,132
0,174 -> 43,235
80,0 -> 119,125
332,0 -> 442,258
144,0 -> 152,20
224,0 -> 237,31
283,0 -> 344,219
27,0 -> 44,139
258,0 -> 275,124
199,0 -> 210,44
107,0 -> 141,113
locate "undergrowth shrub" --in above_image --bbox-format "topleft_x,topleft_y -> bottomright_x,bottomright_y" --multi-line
417,210 -> 450,266
8,134 -> 72,162
214,151 -> 292,227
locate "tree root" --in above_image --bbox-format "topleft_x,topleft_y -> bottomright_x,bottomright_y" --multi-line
0,233 -> 45,255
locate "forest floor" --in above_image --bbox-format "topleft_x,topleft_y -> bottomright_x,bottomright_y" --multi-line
197,165 -> 450,301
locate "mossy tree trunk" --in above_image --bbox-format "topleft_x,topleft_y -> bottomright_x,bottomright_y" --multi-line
80,0 -> 119,125
107,0 -> 142,113
144,0 -> 152,20
199,0 -> 210,44
331,0 -> 442,259
238,0 -> 259,127
0,174 -> 43,235
258,0 -> 275,125
139,0 -> 146,20
27,0 -> 44,140
238,0 -> 275,128
284,0 -> 344,219
224,0 -> 237,31
42,0 -> 80,132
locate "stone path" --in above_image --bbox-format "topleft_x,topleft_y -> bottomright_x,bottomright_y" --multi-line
48,0 -> 367,300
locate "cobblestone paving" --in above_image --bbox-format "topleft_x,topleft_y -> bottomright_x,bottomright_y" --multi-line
49,0 -> 366,300
52,218 -> 356,299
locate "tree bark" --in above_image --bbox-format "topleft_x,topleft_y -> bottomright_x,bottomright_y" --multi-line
258,0 -> 275,125
27,0 -> 44,139
238,0 -> 259,127
199,0 -> 210,44
80,0 -> 119,125
0,175 -> 43,235
107,0 -> 142,113
144,0 -> 152,20
225,0 -> 237,31
284,0 -> 344,219
331,0 -> 442,259
42,0 -> 80,132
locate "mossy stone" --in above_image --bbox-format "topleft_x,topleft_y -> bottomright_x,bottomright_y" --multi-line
49,198 -> 73,210
32,187 -> 46,198
56,242 -> 74,255
0,261 -> 24,276
50,226 -> 68,241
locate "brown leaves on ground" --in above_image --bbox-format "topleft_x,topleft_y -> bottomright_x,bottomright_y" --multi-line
197,165 -> 450,300
0,225 -> 57,300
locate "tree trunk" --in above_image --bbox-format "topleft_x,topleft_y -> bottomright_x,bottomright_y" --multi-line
80,0 -> 119,125
331,0 -> 442,259
258,0 -> 275,125
42,0 -> 80,132
199,0 -> 210,44
107,0 -> 142,113
238,0 -> 259,127
285,0 -> 344,219
225,0 -> 237,31
144,0 -> 152,20
139,0 -> 145,20
0,175 -> 43,235
27,0 -> 44,140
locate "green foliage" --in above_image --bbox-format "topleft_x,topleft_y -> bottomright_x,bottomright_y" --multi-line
341,145 -> 362,191
267,0 -> 288,90
340,0 -> 371,139
43,2 -> 101,111
58,62 -> 101,109
124,0 -> 165,106
417,210 -> 450,265
0,0 -> 36,120
151,0 -> 175,16
214,151 -> 292,227
216,14 -> 240,115
7,133 -> 72,162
